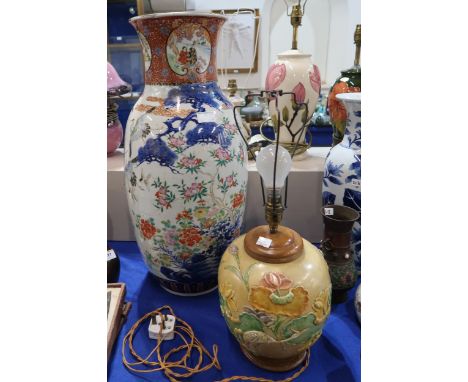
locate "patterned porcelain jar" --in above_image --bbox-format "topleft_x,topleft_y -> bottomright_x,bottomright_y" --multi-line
125,12 -> 248,295
218,226 -> 331,371
264,50 -> 321,157
328,67 -> 360,146
322,93 -> 361,269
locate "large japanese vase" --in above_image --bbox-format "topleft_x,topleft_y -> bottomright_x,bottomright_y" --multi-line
125,12 -> 248,295
322,93 -> 361,269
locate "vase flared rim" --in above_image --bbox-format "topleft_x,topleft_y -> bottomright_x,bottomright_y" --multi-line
129,11 -> 227,23
336,92 -> 361,103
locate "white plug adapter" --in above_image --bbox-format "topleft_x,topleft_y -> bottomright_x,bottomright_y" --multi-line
148,314 -> 175,340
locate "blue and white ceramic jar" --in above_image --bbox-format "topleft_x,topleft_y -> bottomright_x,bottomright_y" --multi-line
124,12 -> 248,295
322,93 -> 361,269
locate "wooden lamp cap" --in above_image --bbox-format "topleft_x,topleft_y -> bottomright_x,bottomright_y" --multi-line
244,225 -> 304,264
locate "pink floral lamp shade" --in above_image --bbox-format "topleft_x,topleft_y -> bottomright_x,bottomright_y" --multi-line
107,62 -> 131,155
107,62 -> 131,96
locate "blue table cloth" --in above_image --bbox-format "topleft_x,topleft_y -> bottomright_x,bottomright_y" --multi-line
108,241 -> 361,381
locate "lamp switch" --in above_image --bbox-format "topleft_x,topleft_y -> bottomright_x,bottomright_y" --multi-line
148,314 -> 175,340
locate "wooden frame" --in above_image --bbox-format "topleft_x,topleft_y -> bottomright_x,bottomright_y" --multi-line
212,9 -> 260,74
107,283 -> 130,360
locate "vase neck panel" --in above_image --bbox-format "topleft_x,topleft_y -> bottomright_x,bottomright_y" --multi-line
131,15 -> 224,86
340,101 -> 361,151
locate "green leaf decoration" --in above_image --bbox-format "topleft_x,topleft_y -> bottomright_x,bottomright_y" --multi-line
272,316 -> 284,337
301,109 -> 309,124
224,265 -> 242,280
239,312 -> 264,332
242,263 -> 257,290
282,106 -> 289,123
282,314 -> 315,338
282,314 -> 321,345
285,327 -> 322,345
269,290 -> 294,305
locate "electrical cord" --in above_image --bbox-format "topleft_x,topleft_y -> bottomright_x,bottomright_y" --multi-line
122,305 -> 220,382
122,305 -> 310,382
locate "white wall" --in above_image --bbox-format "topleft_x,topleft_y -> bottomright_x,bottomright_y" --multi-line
185,0 -> 360,90
326,0 -> 361,86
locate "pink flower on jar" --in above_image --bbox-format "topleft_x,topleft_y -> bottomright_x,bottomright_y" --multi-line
206,207 -> 219,218
164,228 -> 177,246
224,123 -> 237,134
215,148 -> 230,160
155,187 -> 167,198
265,63 -> 286,90
260,272 -> 293,291
183,182 -> 203,200
184,187 -> 196,199
195,182 -> 204,192
309,64 -> 321,94
292,82 -> 306,104
168,136 -> 185,148
158,197 -> 171,209
225,175 -> 237,187
180,156 -> 201,168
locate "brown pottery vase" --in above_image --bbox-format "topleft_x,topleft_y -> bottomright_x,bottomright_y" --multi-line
321,205 -> 359,303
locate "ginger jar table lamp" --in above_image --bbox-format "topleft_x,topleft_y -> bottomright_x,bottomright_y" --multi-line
263,0 -> 321,158
218,98 -> 331,370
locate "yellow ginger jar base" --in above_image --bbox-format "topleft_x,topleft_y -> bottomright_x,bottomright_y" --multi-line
218,227 -> 331,371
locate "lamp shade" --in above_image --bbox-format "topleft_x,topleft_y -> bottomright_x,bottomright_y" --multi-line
107,62 -> 131,96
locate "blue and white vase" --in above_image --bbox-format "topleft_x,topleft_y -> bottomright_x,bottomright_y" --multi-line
124,12 -> 248,296
322,93 -> 361,269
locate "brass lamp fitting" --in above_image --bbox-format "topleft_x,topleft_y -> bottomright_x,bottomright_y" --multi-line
227,79 -> 238,97
265,191 -> 284,234
290,4 -> 303,50
354,24 -> 361,66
